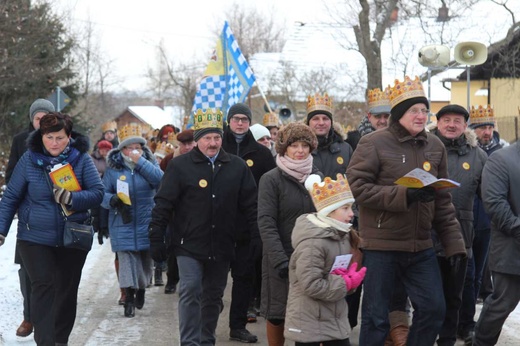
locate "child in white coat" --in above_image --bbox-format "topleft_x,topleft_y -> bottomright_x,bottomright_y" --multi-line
284,173 -> 366,346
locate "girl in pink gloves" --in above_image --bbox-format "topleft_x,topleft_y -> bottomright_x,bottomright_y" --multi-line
284,174 -> 367,346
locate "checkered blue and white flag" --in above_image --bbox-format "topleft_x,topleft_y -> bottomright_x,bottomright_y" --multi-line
190,21 -> 256,124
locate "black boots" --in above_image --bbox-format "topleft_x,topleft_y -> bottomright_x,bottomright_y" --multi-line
135,289 -> 145,309
124,288 -> 135,317
154,266 -> 164,286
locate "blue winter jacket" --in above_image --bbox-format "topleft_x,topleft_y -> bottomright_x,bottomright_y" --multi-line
0,130 -> 104,246
102,146 -> 163,252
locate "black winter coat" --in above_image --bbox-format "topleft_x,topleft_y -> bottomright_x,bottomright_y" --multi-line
6,123 -> 35,184
313,130 -> 353,178
149,146 -> 258,261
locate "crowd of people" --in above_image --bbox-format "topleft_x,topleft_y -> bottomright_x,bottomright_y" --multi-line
0,75 -> 518,346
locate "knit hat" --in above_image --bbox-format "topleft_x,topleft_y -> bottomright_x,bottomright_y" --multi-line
305,173 -> 355,217
227,103 -> 252,122
436,104 -> 469,122
306,92 -> 333,124
117,123 -> 146,150
276,122 -> 318,156
388,76 -> 429,122
250,124 -> 271,141
176,129 -> 194,143
29,98 -> 55,122
97,140 -> 113,151
469,105 -> 495,129
193,109 -> 224,142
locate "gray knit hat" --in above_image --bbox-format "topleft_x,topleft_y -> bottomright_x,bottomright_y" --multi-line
227,103 -> 252,122
29,99 -> 55,122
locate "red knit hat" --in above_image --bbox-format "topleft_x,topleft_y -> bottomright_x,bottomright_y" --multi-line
97,140 -> 113,151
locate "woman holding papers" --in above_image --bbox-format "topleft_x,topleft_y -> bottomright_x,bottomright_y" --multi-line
284,174 -> 366,346
101,123 -> 163,318
0,112 -> 104,345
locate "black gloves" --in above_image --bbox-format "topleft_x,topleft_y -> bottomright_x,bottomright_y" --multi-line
406,186 -> 436,204
276,261 -> 289,279
149,227 -> 168,262
110,195 -> 132,224
98,227 -> 109,245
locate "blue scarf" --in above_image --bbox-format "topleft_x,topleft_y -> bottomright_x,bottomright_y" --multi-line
31,138 -> 81,172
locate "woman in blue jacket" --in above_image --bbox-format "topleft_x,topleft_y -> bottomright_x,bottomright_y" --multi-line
101,124 -> 163,317
0,112 -> 104,346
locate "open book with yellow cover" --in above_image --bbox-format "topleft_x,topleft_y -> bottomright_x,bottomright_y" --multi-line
394,168 -> 460,190
49,163 -> 81,216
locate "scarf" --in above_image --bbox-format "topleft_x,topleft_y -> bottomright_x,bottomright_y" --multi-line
357,115 -> 375,137
32,138 -> 80,172
121,152 -> 137,170
276,154 -> 313,182
316,214 -> 352,233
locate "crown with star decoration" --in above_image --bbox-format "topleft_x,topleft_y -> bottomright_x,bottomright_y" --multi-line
119,123 -> 143,143
388,76 -> 426,108
306,92 -> 333,115
193,109 -> 223,131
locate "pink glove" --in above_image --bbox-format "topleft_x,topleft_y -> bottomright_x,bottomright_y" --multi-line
332,262 -> 367,291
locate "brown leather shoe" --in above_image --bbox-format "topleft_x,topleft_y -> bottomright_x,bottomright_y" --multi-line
16,320 -> 33,337
389,325 -> 409,346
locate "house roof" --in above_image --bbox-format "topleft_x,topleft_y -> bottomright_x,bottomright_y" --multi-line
126,106 -> 180,130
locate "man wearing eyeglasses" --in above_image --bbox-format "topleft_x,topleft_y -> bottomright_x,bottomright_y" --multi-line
347,76 -> 466,346
222,103 -> 276,343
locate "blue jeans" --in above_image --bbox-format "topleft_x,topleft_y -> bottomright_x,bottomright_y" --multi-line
360,249 -> 445,346
177,256 -> 230,346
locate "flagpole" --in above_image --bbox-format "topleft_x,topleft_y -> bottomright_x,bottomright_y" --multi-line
255,81 -> 274,114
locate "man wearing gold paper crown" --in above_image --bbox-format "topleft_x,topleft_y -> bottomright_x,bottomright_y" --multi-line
429,104 -> 487,346
346,76 -> 466,345
263,111 -> 280,156
472,124 -> 520,345
222,103 -> 276,343
148,108 -> 258,346
458,104 -> 507,343
346,87 -> 391,151
94,120 -> 119,151
305,92 -> 353,178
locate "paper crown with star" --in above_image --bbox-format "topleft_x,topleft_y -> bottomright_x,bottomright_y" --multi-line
306,92 -> 333,116
388,76 -> 426,108
469,105 -> 495,128
367,87 -> 391,114
263,112 -> 280,128
305,173 -> 355,217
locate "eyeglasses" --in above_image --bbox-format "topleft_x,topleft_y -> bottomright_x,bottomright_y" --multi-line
230,116 -> 250,124
406,108 -> 430,116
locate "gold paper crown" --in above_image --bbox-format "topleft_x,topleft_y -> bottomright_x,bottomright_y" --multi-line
307,92 -> 333,115
154,141 -> 175,158
263,112 -> 279,128
388,76 -> 426,108
119,123 -> 144,143
101,121 -> 117,133
311,174 -> 354,213
193,109 -> 223,131
470,105 -> 495,125
167,131 -> 178,145
367,87 -> 391,110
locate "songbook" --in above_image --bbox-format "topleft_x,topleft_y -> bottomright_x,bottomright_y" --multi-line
394,168 -> 460,190
49,163 -> 81,216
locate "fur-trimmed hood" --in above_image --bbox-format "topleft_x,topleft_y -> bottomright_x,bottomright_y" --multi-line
26,129 -> 90,154
106,145 -> 156,170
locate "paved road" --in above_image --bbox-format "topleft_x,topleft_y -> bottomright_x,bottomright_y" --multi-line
51,243 -> 520,345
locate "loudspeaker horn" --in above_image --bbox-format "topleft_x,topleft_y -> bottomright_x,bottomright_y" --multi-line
279,107 -> 291,118
418,45 -> 450,68
454,41 -> 487,66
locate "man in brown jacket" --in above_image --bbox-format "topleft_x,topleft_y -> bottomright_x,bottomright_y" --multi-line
346,76 -> 466,346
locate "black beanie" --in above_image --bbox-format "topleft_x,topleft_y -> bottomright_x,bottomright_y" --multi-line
227,103 -> 252,122
390,97 -> 429,122
436,104 -> 469,122
306,109 -> 333,125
